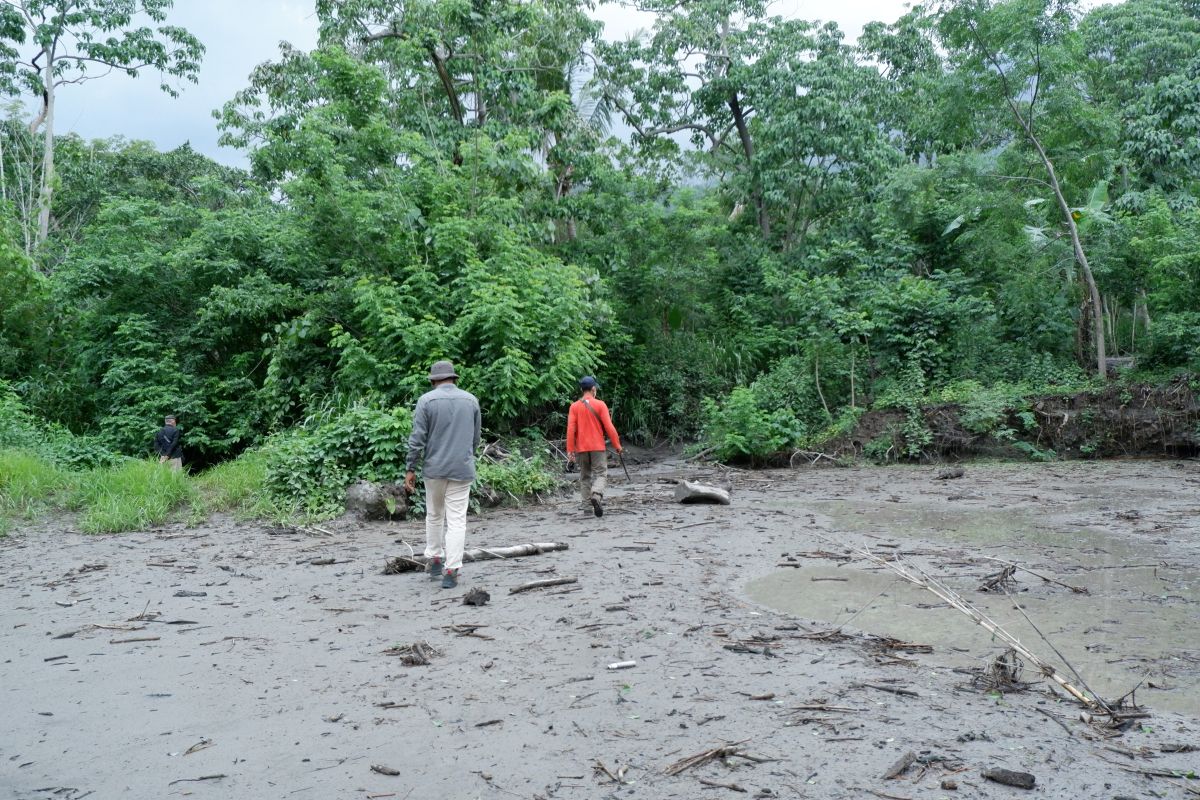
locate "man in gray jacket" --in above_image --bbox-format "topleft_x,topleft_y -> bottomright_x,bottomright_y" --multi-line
405,360 -> 481,589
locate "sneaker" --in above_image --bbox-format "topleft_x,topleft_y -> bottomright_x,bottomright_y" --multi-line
428,558 -> 443,580
441,568 -> 459,589
590,495 -> 603,518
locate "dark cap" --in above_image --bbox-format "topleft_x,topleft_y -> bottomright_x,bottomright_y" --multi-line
579,376 -> 599,390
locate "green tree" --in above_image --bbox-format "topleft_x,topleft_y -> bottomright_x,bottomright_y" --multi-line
0,0 -> 203,250
937,0 -> 1109,376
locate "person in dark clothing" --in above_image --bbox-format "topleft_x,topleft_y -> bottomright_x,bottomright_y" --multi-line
154,415 -> 183,471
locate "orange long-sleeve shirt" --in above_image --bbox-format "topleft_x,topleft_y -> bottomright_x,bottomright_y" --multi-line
566,397 -> 621,454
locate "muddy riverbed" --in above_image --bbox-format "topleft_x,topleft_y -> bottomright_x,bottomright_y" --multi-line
3,459 -> 1199,799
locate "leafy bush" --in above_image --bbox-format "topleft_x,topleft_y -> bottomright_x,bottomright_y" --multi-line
1,380 -> 121,469
863,431 -> 899,463
70,459 -> 194,534
1143,312 -> 1200,370
475,451 -> 562,506
699,387 -> 803,462
260,403 -> 413,518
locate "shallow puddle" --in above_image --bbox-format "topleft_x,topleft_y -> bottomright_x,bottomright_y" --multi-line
748,500 -> 1200,716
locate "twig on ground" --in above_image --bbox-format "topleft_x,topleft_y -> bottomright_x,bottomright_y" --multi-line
699,778 -> 748,792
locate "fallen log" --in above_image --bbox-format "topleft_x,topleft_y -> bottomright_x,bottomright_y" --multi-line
674,480 -> 731,505
383,543 -> 568,574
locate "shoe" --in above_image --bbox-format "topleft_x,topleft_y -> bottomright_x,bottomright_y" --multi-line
441,569 -> 459,589
428,558 -> 443,580
590,496 -> 603,518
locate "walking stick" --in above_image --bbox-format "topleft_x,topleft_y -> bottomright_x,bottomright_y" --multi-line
616,449 -> 632,482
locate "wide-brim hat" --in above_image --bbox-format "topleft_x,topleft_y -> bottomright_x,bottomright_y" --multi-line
429,360 -> 459,381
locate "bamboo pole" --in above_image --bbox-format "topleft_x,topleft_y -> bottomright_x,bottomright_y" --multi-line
824,538 -> 1105,713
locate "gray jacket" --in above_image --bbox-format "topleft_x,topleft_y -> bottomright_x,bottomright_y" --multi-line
406,383 -> 481,481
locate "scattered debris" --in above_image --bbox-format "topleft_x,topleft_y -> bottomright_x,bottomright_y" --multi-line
607,660 -> 636,670
593,760 -> 629,784
882,751 -> 917,780
979,557 -> 1089,594
462,587 -> 490,606
972,649 -> 1030,694
383,641 -> 440,666
664,742 -> 774,776
173,590 -> 207,598
977,565 -> 1017,593
935,466 -> 965,480
832,541 -> 1111,716
674,480 -> 731,505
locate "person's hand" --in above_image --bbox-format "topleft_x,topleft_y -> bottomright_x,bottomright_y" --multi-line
615,446 -> 623,454
404,471 -> 416,494
566,452 -> 575,464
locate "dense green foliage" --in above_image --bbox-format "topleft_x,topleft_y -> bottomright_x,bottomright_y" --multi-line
1,0 -> 1198,503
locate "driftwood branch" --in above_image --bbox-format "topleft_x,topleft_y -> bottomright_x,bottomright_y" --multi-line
384,543 -> 568,574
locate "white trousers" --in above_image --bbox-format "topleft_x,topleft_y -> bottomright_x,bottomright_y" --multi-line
424,478 -> 471,571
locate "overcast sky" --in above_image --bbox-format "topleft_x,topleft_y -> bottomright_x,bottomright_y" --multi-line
46,0 -> 1091,166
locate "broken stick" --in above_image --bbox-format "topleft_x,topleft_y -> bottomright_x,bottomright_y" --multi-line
510,577 -> 578,594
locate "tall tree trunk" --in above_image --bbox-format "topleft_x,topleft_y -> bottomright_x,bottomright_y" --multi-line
727,92 -> 770,238
1021,125 -> 1106,376
719,16 -> 769,239
36,60 -> 55,248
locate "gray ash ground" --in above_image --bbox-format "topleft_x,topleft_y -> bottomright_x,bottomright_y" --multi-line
2,458 -> 1199,799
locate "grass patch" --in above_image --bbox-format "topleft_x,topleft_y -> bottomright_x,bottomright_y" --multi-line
0,448 -> 70,518
70,459 -> 194,534
194,450 -> 269,516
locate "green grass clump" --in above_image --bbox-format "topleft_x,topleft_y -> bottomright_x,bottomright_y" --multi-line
70,459 -> 194,534
194,450 -> 268,515
0,448 -> 69,517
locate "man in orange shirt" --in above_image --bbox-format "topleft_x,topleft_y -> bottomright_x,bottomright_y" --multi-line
566,376 -> 622,518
